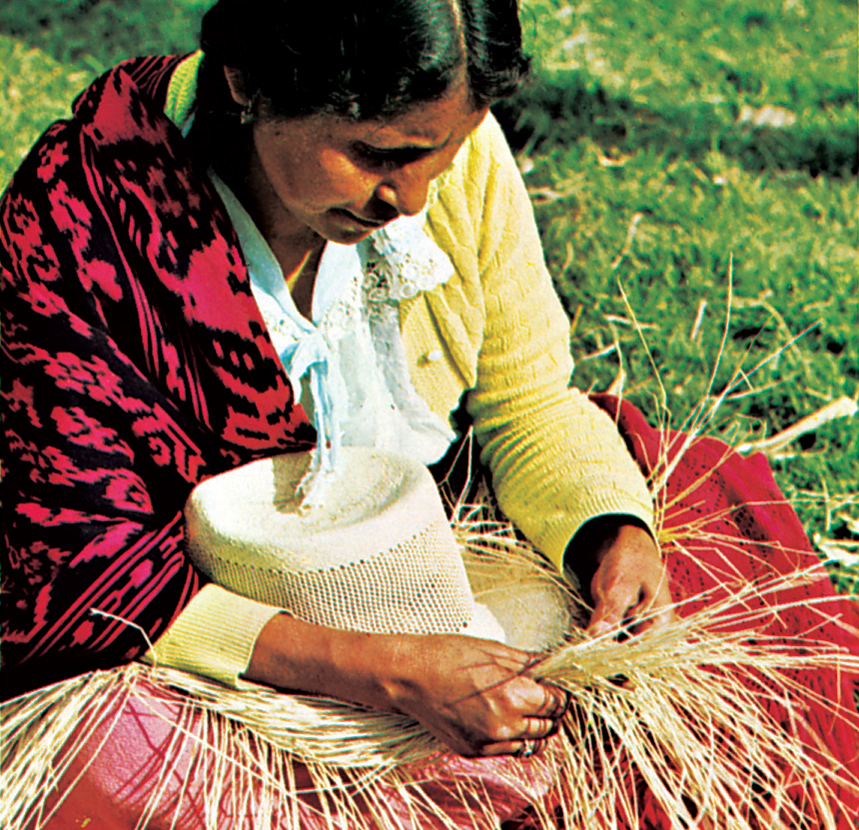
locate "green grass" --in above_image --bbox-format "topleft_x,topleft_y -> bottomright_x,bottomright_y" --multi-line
527,137 -> 859,590
0,0 -> 206,67
504,0 -> 858,592
0,35 -> 96,187
509,0 -> 857,176
1,0 -> 857,590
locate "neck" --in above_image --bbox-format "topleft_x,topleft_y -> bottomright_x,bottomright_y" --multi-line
215,141 -> 324,317
244,149 -> 321,260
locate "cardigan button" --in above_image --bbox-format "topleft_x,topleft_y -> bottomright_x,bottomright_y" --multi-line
426,349 -> 443,363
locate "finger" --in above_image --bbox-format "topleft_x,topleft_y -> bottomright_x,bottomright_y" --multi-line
587,592 -> 639,636
520,716 -> 561,739
475,739 -> 524,757
590,560 -> 675,634
516,737 -> 548,758
630,598 -> 676,635
626,576 -> 675,634
588,572 -> 644,631
501,675 -> 559,714
534,685 -> 570,719
481,737 -> 550,758
528,737 -> 549,757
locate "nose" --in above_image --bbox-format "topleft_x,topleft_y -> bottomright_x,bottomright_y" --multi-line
374,166 -> 432,217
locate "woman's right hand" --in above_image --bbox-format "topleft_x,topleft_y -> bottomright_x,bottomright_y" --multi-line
379,633 -> 568,757
245,614 -> 568,757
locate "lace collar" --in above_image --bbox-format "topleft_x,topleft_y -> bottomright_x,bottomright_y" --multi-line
209,171 -> 456,508
357,205 -> 453,306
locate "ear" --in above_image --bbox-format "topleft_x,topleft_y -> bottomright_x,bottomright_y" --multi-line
223,67 -> 250,106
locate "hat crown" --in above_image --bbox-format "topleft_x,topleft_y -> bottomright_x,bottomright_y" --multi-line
185,448 -> 481,636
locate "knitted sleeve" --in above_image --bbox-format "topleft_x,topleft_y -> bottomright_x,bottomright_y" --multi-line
430,116 -> 653,569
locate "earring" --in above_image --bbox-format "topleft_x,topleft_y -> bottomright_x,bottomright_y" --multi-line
240,102 -> 255,126
240,91 -> 259,126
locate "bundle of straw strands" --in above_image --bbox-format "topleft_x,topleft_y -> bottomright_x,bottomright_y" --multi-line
8,276 -> 855,828
3,510 -> 858,830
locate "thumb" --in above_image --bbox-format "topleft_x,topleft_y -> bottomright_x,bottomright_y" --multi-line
587,579 -> 640,635
588,619 -> 612,637
587,599 -> 628,636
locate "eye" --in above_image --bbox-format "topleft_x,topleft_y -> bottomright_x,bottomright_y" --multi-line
352,142 -> 431,168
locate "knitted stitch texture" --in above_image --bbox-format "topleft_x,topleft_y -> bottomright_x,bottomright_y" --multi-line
151,56 -> 654,686
418,114 -> 653,566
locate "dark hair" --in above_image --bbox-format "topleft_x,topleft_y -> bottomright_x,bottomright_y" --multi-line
198,0 -> 529,121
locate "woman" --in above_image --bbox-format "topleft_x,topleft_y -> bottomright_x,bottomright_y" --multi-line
1,0 -> 857,827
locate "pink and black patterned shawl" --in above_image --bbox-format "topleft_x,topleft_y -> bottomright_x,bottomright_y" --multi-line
1,56 -> 315,697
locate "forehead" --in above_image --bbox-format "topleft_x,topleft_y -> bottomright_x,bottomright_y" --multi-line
331,80 -> 482,147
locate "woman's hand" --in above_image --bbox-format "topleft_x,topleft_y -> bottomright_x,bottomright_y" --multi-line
245,615 -> 568,757
382,633 -> 568,757
567,518 -> 674,637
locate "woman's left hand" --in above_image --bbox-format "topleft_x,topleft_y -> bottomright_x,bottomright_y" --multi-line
577,521 -> 674,637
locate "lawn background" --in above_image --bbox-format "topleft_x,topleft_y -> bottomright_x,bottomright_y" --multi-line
2,0 -> 857,591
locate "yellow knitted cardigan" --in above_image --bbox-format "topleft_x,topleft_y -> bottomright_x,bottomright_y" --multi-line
146,54 -> 653,687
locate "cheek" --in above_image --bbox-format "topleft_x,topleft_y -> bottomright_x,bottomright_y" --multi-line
315,150 -> 377,203
271,151 -> 374,212
432,147 -> 462,179
257,143 -> 312,201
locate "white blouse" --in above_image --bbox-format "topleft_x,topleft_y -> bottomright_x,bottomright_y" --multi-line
209,173 -> 457,506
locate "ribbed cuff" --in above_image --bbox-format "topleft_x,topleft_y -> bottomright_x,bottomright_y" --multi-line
141,584 -> 282,688
539,496 -> 654,571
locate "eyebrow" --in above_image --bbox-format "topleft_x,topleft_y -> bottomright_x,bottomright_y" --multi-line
358,124 -> 455,154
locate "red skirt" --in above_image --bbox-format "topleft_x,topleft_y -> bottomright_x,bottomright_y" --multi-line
9,397 -> 859,829
589,394 -> 859,829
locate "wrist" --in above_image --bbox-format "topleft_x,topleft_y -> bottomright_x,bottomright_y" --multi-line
566,515 -> 652,564
243,612 -> 407,712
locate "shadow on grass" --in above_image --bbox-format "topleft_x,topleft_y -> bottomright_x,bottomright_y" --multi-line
493,74 -> 859,179
6,0 -> 856,179
0,0 -> 204,70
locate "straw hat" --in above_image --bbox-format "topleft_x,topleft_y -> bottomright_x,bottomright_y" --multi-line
184,447 -> 571,649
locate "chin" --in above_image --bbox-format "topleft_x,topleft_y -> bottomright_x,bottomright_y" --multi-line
323,227 -> 374,246
315,218 -> 376,245
314,208 -> 393,245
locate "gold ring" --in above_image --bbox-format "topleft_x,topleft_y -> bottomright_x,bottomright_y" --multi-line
517,739 -> 537,759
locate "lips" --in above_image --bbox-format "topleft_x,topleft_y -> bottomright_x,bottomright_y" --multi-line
332,208 -> 394,229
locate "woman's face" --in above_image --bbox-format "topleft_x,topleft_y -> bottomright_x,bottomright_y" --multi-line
242,79 -> 487,245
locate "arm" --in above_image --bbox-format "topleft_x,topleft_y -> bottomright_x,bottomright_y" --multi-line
2,65 -> 316,696
245,612 -> 569,758
1,166 -> 296,696
427,116 -> 672,632
0,117 -> 208,694
1,266 -> 204,694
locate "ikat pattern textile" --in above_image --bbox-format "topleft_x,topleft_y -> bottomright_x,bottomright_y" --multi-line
1,56 -> 315,697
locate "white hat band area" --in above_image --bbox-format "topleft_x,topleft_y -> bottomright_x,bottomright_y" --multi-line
185,447 -> 507,641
